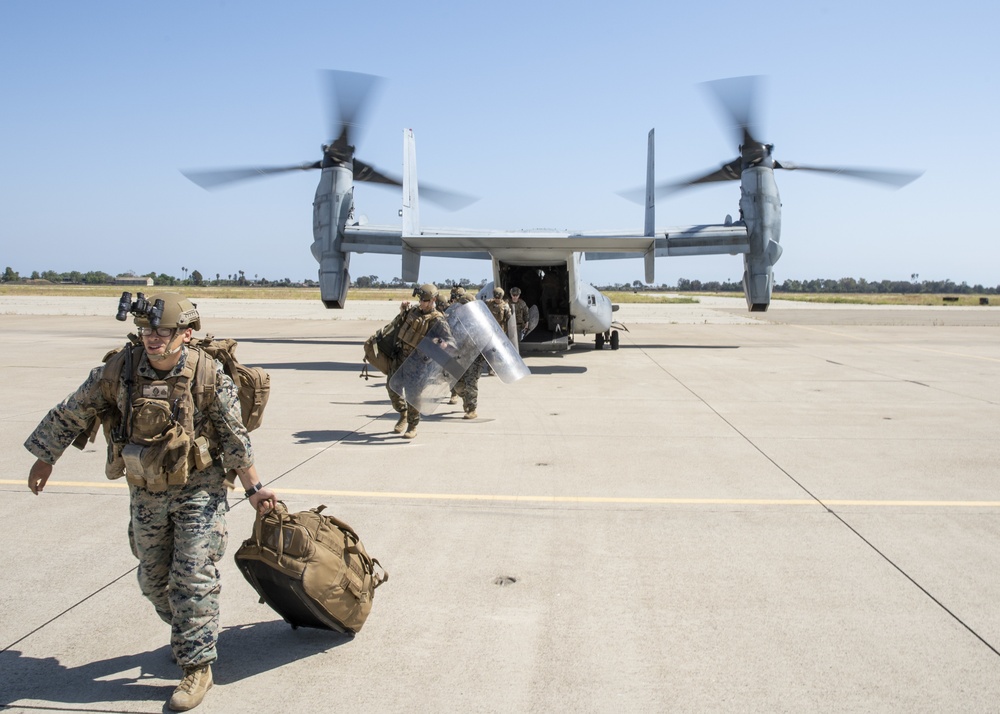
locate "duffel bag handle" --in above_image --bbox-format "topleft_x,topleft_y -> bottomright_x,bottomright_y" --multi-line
252,500 -> 289,556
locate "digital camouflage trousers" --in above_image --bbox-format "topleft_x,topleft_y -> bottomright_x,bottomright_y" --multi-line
386,357 -> 421,427
128,472 -> 229,669
454,355 -> 485,413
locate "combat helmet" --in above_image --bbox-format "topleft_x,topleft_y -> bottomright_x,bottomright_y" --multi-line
413,283 -> 439,301
134,292 -> 201,332
493,287 -> 505,299
509,287 -> 521,297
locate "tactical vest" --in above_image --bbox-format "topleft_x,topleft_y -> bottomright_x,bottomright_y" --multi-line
99,346 -> 220,492
395,307 -> 444,357
487,298 -> 510,326
512,299 -> 529,326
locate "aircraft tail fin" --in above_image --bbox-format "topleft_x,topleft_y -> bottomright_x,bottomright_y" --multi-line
643,129 -> 655,283
401,128 -> 421,281
644,128 -> 655,237
402,128 -> 420,237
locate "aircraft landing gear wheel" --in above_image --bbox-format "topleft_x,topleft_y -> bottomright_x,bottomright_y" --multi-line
610,330 -> 620,350
595,333 -> 605,350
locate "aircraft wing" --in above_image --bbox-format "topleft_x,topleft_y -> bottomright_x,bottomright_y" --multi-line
585,224 -> 749,260
345,222 -> 748,256
342,221 -> 749,283
343,224 -> 656,260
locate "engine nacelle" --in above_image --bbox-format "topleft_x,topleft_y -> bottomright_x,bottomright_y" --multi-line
742,237 -> 783,311
739,166 -> 783,312
311,165 -> 353,309
318,256 -> 351,309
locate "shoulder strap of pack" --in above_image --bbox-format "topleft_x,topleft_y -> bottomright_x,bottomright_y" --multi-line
187,345 -> 217,413
100,341 -> 141,403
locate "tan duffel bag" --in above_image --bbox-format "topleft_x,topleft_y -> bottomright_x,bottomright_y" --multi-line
235,502 -> 388,634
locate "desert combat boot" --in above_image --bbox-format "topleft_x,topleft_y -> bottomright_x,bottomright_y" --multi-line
169,664 -> 213,711
393,413 -> 408,434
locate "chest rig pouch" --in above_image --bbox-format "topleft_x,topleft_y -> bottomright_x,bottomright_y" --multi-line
396,309 -> 443,356
119,357 -> 204,492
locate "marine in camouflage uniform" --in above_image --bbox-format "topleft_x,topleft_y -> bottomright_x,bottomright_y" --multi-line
385,283 -> 450,439
508,286 -> 530,337
486,287 -> 513,330
25,293 -> 276,712
485,287 -> 513,377
447,287 -> 484,418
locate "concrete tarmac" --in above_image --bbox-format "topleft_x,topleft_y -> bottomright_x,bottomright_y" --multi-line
2,296 -> 999,713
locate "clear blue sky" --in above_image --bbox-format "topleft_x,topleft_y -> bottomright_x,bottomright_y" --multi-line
2,0 -> 997,288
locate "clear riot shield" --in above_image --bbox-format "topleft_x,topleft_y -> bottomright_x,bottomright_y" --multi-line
505,309 -> 518,345
453,300 -> 529,384
389,301 -> 529,415
524,305 -> 539,338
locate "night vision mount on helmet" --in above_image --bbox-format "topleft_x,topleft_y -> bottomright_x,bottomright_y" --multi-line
125,292 -> 202,332
117,292 -> 165,329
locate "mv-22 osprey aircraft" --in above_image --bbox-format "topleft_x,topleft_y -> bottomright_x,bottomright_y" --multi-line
183,72 -> 921,352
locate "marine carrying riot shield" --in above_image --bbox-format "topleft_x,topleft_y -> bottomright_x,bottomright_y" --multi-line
389,301 -> 529,415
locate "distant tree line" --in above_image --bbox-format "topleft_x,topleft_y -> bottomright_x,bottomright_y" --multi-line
0,267 -> 318,288
3,267 -> 996,295
595,277 -> 1000,295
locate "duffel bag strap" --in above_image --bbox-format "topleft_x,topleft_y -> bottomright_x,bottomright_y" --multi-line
313,505 -> 362,543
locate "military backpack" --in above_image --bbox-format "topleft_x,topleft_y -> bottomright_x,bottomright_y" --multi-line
362,320 -> 401,376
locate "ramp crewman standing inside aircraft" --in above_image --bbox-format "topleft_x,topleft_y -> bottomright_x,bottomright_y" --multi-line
508,286 -> 529,339
24,292 -> 277,712
385,283 -> 449,439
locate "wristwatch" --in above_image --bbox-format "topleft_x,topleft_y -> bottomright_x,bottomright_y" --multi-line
244,482 -> 263,498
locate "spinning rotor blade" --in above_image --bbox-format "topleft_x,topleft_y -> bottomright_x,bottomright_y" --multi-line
321,69 -> 383,148
661,158 -> 743,193
183,69 -> 477,211
353,159 -> 478,210
420,184 -> 479,211
618,158 -> 741,204
773,162 -> 923,188
703,75 -> 763,147
353,159 -> 401,187
181,162 -> 321,190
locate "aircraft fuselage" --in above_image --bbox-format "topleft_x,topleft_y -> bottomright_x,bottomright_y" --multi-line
485,252 -> 614,349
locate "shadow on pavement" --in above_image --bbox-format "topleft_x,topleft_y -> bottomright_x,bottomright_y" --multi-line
0,621 -> 351,709
256,361 -> 364,372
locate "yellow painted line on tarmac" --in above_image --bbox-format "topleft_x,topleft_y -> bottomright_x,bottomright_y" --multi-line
4,480 -> 1000,508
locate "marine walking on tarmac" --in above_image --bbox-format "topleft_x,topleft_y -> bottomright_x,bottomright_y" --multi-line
485,287 -> 513,376
24,292 -> 277,712
448,286 -> 484,419
383,283 -> 451,439
486,286 -> 513,329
